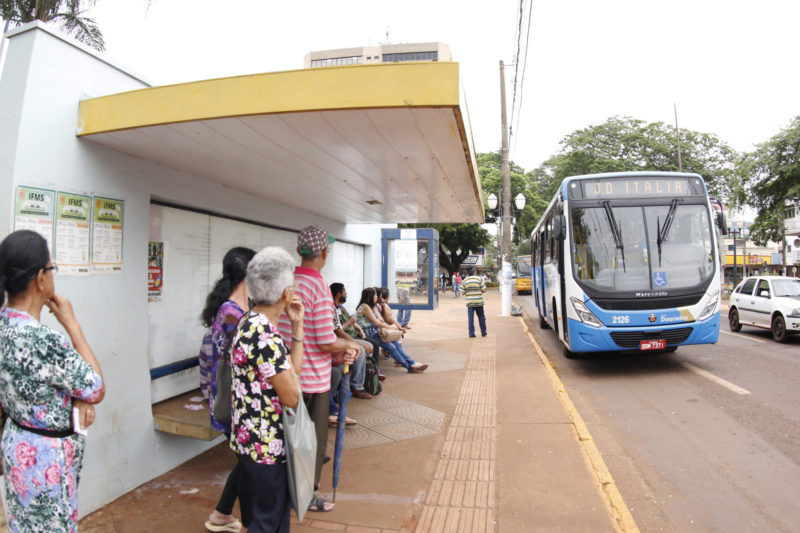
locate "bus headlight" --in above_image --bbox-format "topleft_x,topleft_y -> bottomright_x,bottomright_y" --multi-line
696,289 -> 720,321
571,297 -> 603,328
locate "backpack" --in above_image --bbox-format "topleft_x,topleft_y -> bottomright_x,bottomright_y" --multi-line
363,356 -> 382,396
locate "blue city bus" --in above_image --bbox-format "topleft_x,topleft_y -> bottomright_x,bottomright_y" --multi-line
531,171 -> 726,356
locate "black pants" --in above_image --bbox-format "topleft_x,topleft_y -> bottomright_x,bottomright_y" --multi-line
216,431 -> 239,515
303,391 -> 329,491
237,455 -> 290,532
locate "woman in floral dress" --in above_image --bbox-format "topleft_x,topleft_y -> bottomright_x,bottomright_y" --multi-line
0,230 -> 105,532
201,246 -> 255,533
230,247 -> 305,532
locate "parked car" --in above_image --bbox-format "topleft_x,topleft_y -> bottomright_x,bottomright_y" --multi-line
728,276 -> 800,342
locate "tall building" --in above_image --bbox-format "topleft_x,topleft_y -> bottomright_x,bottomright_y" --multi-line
304,42 -> 451,68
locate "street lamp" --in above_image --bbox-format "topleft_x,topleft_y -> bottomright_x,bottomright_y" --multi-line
487,193 -> 498,210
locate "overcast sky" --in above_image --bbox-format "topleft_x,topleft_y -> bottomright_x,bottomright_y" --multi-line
86,0 -> 800,172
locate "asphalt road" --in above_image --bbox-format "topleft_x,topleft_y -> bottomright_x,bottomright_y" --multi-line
514,294 -> 800,532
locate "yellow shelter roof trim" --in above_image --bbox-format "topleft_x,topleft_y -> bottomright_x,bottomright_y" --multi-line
77,62 -> 461,136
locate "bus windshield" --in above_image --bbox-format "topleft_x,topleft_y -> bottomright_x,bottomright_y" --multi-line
571,204 -> 714,291
516,256 -> 531,278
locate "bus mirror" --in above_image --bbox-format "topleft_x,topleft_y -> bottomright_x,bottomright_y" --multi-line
554,215 -> 566,240
716,212 -> 728,235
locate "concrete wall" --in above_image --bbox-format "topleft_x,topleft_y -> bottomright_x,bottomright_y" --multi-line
1,23 -> 388,516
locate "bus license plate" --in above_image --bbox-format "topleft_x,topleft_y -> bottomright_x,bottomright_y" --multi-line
640,339 -> 666,351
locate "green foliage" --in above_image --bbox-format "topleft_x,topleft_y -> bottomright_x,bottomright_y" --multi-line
1,0 -> 105,50
741,116 -> 800,245
538,116 -> 739,202
399,223 -> 490,276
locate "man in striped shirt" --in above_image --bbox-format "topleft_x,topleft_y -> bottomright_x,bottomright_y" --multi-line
278,225 -> 359,513
462,267 -> 487,337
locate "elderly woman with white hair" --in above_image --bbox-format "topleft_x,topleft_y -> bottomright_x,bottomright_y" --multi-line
228,247 -> 305,532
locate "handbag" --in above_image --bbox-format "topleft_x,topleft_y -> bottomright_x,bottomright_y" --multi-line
283,385 -> 317,522
379,326 -> 403,343
212,313 -> 247,424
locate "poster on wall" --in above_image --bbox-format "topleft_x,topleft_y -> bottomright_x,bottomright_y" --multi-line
148,241 -> 164,303
92,196 -> 124,273
14,186 -> 55,252
55,192 -> 91,274
395,239 -> 418,272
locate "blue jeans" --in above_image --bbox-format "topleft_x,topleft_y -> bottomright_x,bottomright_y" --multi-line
365,326 -> 416,370
468,305 -> 486,336
397,308 -> 412,327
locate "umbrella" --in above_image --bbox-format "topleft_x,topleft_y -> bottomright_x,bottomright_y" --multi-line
332,363 -> 351,502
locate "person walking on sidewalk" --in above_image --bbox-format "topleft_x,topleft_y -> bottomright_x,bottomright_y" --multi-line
277,225 -> 359,514
462,267 -> 487,337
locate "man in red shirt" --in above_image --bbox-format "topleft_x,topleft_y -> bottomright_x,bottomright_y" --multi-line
278,225 -> 359,513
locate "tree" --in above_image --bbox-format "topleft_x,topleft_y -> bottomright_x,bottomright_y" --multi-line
399,223 -> 490,276
537,116 -> 740,202
740,116 -> 800,258
1,0 -> 105,51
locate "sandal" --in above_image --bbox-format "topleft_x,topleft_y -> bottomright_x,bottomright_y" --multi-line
205,519 -> 242,532
328,415 -> 358,427
308,496 -> 335,512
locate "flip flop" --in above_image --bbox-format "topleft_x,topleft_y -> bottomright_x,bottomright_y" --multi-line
204,519 -> 242,532
308,496 -> 335,512
328,416 -> 358,427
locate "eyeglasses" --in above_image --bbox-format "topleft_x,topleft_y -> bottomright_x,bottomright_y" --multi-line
43,264 -> 59,275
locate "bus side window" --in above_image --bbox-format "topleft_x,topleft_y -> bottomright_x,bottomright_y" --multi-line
544,217 -> 552,264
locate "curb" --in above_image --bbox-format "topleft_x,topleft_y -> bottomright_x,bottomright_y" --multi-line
518,316 -> 640,533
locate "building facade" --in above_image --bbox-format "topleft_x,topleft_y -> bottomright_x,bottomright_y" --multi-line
304,42 -> 451,68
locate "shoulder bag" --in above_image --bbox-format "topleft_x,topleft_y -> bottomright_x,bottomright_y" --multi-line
212,313 -> 247,424
379,326 -> 403,343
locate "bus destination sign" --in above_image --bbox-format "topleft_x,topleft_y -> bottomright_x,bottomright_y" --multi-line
570,177 -> 704,200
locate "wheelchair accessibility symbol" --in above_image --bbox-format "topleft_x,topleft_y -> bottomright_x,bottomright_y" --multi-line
654,272 -> 667,287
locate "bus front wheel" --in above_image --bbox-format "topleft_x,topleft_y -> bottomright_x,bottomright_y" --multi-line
539,309 -> 549,329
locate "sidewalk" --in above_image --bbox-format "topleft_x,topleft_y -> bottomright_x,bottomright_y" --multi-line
76,291 -> 618,532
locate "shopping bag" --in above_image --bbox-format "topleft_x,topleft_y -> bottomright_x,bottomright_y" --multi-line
283,388 -> 317,522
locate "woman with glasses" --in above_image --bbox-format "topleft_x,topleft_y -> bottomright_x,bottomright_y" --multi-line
0,230 -> 105,531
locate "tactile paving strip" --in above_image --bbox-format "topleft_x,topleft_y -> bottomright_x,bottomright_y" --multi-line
415,336 -> 497,533
329,392 -> 446,450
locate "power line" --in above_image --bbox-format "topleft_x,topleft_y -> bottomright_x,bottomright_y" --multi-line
509,0 -> 525,141
512,1 -> 533,155
509,0 -> 533,163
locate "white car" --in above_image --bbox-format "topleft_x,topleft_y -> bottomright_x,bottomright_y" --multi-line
728,276 -> 800,342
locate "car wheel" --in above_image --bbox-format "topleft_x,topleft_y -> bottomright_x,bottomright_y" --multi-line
772,314 -> 788,342
728,308 -> 742,332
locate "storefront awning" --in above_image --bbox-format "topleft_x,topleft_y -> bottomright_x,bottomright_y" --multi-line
77,62 -> 483,223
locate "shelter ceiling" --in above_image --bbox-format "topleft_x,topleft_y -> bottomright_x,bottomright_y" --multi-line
77,63 -> 483,223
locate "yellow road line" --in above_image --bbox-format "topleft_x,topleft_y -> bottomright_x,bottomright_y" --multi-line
519,318 -> 640,533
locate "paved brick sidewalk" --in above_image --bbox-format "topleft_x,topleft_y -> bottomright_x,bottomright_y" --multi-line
0,290 -> 620,532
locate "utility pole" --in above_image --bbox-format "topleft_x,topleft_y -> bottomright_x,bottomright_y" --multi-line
499,60 -> 512,316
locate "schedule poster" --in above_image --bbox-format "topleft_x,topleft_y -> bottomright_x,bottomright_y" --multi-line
147,241 -> 164,302
92,196 -> 124,273
14,186 -> 55,252
55,192 -> 91,274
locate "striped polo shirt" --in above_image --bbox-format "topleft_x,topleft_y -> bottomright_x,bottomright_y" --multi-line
278,266 -> 337,393
461,275 -> 486,307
